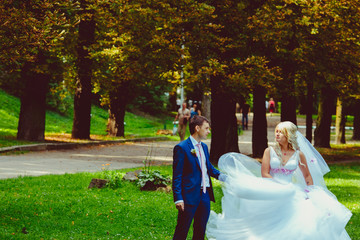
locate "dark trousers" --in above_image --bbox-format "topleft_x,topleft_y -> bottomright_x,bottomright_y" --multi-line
173,191 -> 210,240
242,113 -> 248,130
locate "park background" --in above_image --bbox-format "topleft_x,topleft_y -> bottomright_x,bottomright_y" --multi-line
0,0 -> 359,239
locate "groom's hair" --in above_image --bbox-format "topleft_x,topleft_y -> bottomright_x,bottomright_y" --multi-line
189,115 -> 210,135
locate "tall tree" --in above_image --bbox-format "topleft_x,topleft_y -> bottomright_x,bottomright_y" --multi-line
335,97 -> 346,144
310,0 -> 360,147
0,0 -> 70,141
199,1 -> 271,163
252,85 -> 268,157
182,1 -> 281,162
210,75 -> 240,163
314,86 -> 335,148
17,52 -> 50,141
91,0 -> 181,137
107,83 -> 129,137
305,78 -> 314,142
72,0 -> 95,139
248,0 -> 360,149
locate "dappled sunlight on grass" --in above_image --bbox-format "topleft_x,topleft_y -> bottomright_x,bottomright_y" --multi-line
325,164 -> 360,238
45,133 -> 124,143
0,134 -> 33,148
317,144 -> 360,161
0,128 -> 17,135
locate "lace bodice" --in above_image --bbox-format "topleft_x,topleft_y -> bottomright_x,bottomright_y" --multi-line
269,147 -> 299,183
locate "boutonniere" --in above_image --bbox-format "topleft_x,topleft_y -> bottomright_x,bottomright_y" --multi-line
191,149 -> 197,156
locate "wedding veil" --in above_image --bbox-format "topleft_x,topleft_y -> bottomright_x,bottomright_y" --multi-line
293,131 -> 330,188
218,131 -> 331,190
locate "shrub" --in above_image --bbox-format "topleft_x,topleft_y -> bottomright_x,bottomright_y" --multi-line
136,170 -> 171,191
100,164 -> 123,189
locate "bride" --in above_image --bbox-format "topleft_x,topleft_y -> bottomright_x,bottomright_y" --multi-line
206,121 -> 352,240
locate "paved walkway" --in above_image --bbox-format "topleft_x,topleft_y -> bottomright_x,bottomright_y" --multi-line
0,114 -> 358,179
0,140 -> 174,179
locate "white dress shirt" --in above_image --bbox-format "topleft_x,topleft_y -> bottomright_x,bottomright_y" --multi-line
190,136 -> 210,188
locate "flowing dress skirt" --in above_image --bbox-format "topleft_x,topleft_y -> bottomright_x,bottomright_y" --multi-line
206,153 -> 352,240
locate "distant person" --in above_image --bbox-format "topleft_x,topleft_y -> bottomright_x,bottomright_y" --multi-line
190,103 -> 201,119
240,102 -> 250,130
269,98 -> 275,116
174,102 -> 191,141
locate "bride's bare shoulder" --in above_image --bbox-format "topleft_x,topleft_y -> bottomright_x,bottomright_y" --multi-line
263,147 -> 272,156
265,146 -> 274,153
298,150 -> 305,157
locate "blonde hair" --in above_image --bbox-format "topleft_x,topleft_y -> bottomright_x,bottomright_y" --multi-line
274,121 -> 303,165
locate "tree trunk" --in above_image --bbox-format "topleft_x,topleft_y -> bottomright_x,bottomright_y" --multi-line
280,94 -> 297,125
168,91 -> 177,112
17,55 -> 50,141
107,109 -> 117,136
107,105 -> 126,137
252,85 -> 268,158
340,115 -> 346,144
210,75 -> 239,165
314,87 -> 335,148
335,98 -> 346,144
306,80 -> 313,142
72,0 -> 95,139
202,92 -> 211,121
107,83 -> 129,137
298,94 -> 307,115
352,100 -> 360,140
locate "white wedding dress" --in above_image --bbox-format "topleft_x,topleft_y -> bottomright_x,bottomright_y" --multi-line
206,147 -> 352,240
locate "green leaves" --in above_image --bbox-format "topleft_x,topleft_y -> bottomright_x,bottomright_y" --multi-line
0,0 -> 73,66
136,170 -> 171,190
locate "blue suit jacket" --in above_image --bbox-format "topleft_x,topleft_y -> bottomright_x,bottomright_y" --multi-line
172,137 -> 220,205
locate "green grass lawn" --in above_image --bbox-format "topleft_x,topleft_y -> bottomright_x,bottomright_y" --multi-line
0,89 -> 179,148
0,164 -> 358,239
317,143 -> 360,161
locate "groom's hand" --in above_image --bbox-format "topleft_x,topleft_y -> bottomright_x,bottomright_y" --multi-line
176,202 -> 184,211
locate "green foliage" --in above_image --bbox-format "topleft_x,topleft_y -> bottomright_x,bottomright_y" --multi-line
46,82 -> 74,116
91,0 -> 178,119
130,85 -> 171,115
136,145 -> 171,190
101,169 -> 124,189
248,0 -> 360,98
136,170 -> 171,190
0,0 -> 72,66
1,0 -> 359,153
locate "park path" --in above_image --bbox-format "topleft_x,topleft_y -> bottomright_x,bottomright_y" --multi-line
0,114 -> 355,179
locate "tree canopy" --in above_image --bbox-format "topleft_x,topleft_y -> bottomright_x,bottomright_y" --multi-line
1,0 -> 360,151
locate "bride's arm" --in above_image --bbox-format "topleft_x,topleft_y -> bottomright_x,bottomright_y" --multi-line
299,151 -> 314,186
261,148 -> 272,178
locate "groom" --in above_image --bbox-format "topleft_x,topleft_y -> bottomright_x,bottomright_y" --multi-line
172,115 -> 223,240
